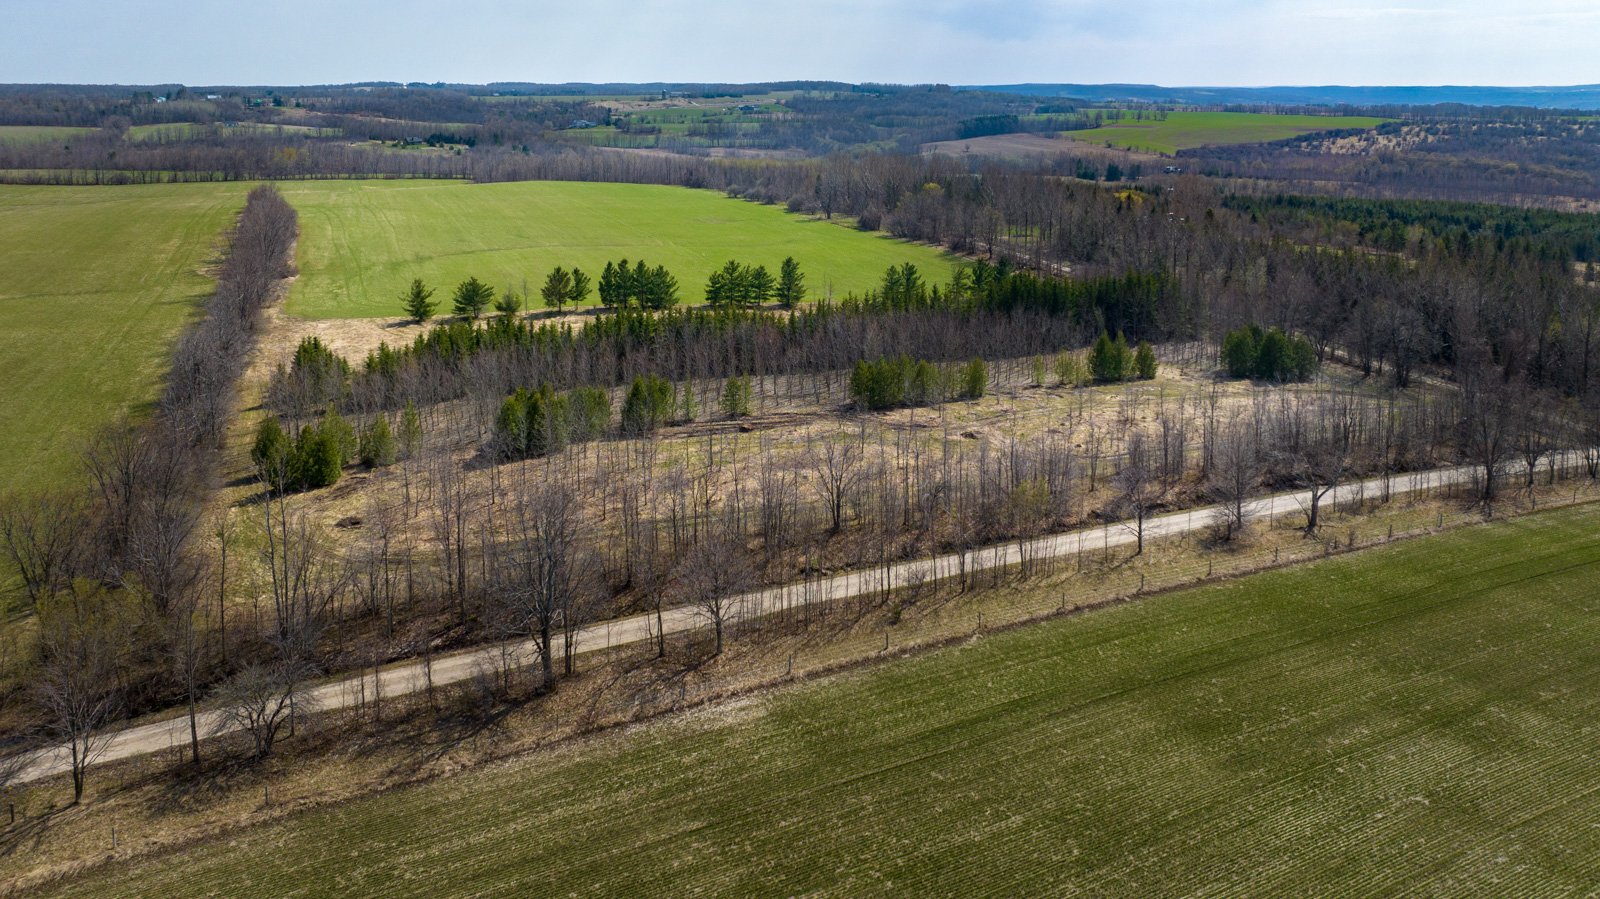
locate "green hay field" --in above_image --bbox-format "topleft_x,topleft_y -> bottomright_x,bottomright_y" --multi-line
48,502 -> 1600,898
0,126 -> 94,145
0,183 -> 246,492
277,180 -> 962,318
1069,111 -> 1387,154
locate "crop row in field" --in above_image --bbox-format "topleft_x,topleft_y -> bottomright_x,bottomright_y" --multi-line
48,502 -> 1600,898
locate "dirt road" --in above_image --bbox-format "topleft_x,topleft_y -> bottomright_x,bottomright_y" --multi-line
12,458 -> 1544,784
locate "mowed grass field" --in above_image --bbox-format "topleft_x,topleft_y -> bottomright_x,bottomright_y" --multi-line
277,180 -> 962,318
0,183 -> 246,492
47,502 -> 1600,898
1069,111 -> 1387,154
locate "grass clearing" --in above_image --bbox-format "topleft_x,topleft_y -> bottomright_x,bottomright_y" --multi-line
1069,111 -> 1388,154
37,500 -> 1600,897
0,183 -> 247,492
277,180 -> 961,318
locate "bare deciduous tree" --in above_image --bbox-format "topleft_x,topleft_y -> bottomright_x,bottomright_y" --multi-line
213,661 -> 313,760
1111,431 -> 1163,555
1284,395 -> 1355,535
676,532 -> 755,655
502,479 -> 585,689
0,490 -> 84,607
1208,423 -> 1261,543
805,432 -> 863,535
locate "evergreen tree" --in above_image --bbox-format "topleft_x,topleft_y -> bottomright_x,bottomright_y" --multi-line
251,416 -> 292,486
960,358 -> 988,399
641,265 -> 680,310
613,258 -> 633,309
632,260 -> 649,307
319,405 -> 358,465
1255,328 -> 1292,381
719,376 -> 753,418
358,414 -> 397,467
400,278 -> 437,324
290,424 -> 342,490
748,265 -> 775,307
494,288 -> 522,319
621,374 -> 675,434
569,268 -> 592,306
541,266 -> 573,312
1089,332 -> 1124,381
598,261 -> 619,308
1221,327 -> 1258,378
1134,341 -> 1158,380
451,276 -> 494,319
676,380 -> 698,422
399,399 -> 423,459
705,260 -> 748,309
776,256 -> 805,306
495,391 -> 528,459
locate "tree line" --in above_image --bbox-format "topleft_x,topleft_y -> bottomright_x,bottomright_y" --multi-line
0,186 -> 298,800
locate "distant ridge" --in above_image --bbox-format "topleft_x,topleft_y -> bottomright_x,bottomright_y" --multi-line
972,83 -> 1600,110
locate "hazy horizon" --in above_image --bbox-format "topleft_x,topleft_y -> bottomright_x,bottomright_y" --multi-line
5,0 -> 1598,88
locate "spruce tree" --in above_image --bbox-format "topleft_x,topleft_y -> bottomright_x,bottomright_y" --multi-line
400,278 -> 437,324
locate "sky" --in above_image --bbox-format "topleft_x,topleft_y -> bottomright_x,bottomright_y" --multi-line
3,0 -> 1598,87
